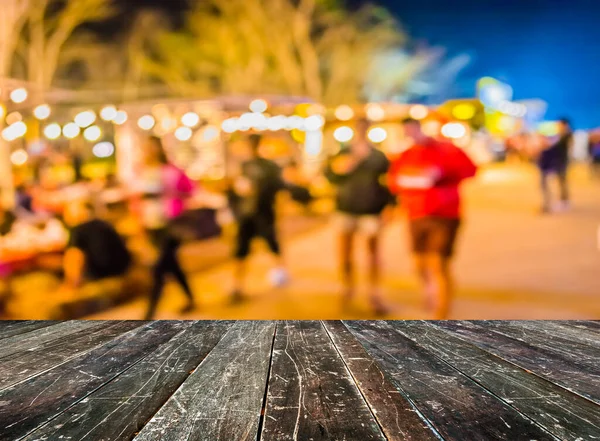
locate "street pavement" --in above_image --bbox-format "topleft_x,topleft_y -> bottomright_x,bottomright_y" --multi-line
88,163 -> 600,320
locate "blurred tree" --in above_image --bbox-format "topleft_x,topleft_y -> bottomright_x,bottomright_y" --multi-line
11,0 -> 114,91
144,0 -> 405,105
0,0 -> 30,78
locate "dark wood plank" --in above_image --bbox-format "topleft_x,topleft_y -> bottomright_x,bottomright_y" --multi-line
569,320 -> 600,331
133,321 -> 276,441
390,321 -> 600,441
536,321 -> 600,348
0,320 -> 56,340
0,320 -> 144,391
0,320 -> 107,360
434,321 -> 600,405
0,321 -> 188,440
468,320 -> 600,365
344,321 -> 558,441
322,321 -> 441,441
22,321 -> 234,441
261,321 -> 386,441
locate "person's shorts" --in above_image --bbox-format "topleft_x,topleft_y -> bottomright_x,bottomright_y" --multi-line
333,212 -> 382,237
235,216 -> 280,259
409,217 -> 461,258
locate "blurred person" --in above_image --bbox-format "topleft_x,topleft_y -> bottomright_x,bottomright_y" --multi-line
227,133 -> 288,303
325,118 -> 394,315
537,118 -> 574,213
388,118 -> 477,320
588,130 -> 600,178
0,198 -> 17,236
134,136 -> 197,319
283,159 -> 314,213
61,200 -> 132,293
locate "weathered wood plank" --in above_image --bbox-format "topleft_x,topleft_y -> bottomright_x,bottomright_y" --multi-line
261,321 -> 386,441
133,321 -> 275,441
22,321 -> 234,441
434,321 -> 600,404
344,321 -> 558,441
321,321 -> 441,441
0,320 -> 56,340
0,320 -> 144,391
569,320 -> 600,331
0,321 -> 188,440
390,321 -> 600,441
515,321 -> 600,349
467,321 -> 600,365
0,320 -> 107,360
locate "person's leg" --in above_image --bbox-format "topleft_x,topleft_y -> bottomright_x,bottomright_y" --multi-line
558,166 -> 569,206
408,219 -> 434,309
540,170 -> 552,212
424,218 -> 460,319
260,218 -> 289,287
232,219 -> 254,301
145,255 -> 168,320
335,214 -> 357,304
361,216 -> 387,314
163,236 -> 195,312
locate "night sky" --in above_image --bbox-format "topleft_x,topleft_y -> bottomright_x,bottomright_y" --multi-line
115,0 -> 600,128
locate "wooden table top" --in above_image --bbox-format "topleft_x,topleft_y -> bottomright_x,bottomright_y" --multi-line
0,320 -> 598,440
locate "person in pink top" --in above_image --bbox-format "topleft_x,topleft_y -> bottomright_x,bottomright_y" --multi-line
137,136 -> 196,319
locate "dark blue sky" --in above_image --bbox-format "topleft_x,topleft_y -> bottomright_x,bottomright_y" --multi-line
379,0 -> 600,128
118,0 -> 599,128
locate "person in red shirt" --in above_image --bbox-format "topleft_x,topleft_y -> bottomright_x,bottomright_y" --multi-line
388,118 -> 477,319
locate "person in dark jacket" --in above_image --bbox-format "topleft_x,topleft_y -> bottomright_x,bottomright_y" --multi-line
538,118 -> 573,213
325,118 -> 394,315
227,134 -> 289,302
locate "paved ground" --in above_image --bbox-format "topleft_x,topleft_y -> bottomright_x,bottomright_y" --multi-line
88,163 -> 600,320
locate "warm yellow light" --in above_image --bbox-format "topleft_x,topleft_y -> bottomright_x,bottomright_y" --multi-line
10,88 -> 28,103
222,118 -> 238,133
409,105 -> 429,120
138,115 -> 155,131
10,149 -> 28,166
175,126 -> 193,141
44,123 -> 62,140
93,142 -> 115,158
84,125 -> 102,141
34,104 -> 51,120
181,112 -> 200,128
249,99 -> 268,113
6,112 -> 23,125
114,111 -> 128,125
366,104 -> 385,121
335,105 -> 354,121
452,103 -> 476,120
75,110 -> 97,128
0,104 -> 5,120
100,105 -> 118,121
2,122 -> 27,141
202,125 -> 219,142
304,115 -> 325,131
368,127 -> 387,143
441,123 -> 467,139
334,126 -> 354,143
63,123 -> 81,139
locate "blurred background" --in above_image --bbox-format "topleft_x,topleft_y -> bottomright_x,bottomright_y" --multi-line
0,0 -> 599,320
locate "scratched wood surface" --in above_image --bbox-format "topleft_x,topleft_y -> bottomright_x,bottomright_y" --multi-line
0,320 -> 598,441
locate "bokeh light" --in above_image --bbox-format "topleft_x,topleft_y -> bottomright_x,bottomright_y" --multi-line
10,149 -> 28,166
10,88 -> 28,103
100,106 -> 118,121
92,142 -> 115,158
44,123 -> 62,140
138,115 -> 156,131
409,105 -> 429,120
34,104 -> 51,120
175,126 -> 193,141
63,123 -> 81,139
84,125 -> 102,141
368,127 -> 388,143
113,110 -> 128,125
334,126 -> 354,143
75,111 -> 97,128
249,99 -> 268,113
181,112 -> 200,128
335,105 -> 354,121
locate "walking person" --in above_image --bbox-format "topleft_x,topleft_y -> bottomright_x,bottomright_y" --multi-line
133,136 -> 197,319
227,134 -> 289,302
538,118 -> 574,213
388,118 -> 477,319
325,118 -> 395,315
588,130 -> 600,179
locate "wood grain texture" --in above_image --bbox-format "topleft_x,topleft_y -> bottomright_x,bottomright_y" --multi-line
22,321 -> 234,441
0,320 -> 56,340
322,321 -> 441,441
344,321 -> 559,441
133,321 -> 276,441
0,320 -> 143,392
468,320 -> 600,365
261,321 -> 386,441
0,321 -> 187,440
537,321 -> 600,346
0,320 -> 107,360
434,321 -> 600,405
390,321 -> 600,441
